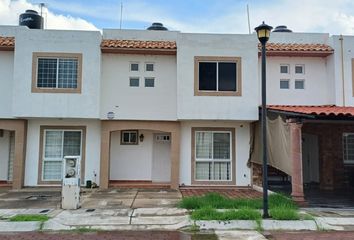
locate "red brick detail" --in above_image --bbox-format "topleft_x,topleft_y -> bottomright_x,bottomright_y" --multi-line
303,122 -> 354,190
180,188 -> 262,199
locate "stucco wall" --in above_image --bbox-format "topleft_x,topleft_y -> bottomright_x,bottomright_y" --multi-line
266,57 -> 334,105
176,33 -> 259,121
179,121 -> 251,186
331,35 -> 354,107
24,119 -> 101,186
11,29 -> 101,118
110,130 -> 153,180
0,51 -> 14,118
100,54 -> 177,120
0,130 -> 10,180
110,130 -> 171,182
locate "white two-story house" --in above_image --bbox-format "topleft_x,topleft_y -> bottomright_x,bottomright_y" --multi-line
0,24 -> 258,191
1,20 -> 354,205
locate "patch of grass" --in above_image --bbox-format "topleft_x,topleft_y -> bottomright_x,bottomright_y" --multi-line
301,213 -> 315,220
180,192 -> 301,221
9,214 -> 49,222
269,193 -> 297,210
270,207 -> 300,220
255,219 -> 263,232
179,193 -> 263,210
191,207 -> 261,221
179,192 -> 294,210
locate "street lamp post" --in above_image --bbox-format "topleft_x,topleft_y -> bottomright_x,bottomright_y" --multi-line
255,21 -> 273,218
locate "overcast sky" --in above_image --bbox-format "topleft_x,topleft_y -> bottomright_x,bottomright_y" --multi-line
1,0 -> 354,35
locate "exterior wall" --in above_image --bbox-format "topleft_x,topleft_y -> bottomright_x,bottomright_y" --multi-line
179,120 -> 251,186
24,119 -> 101,186
11,29 -> 101,118
266,57 -> 334,105
0,51 -> 14,118
103,29 -> 178,41
109,130 -> 171,182
110,130 -> 154,180
177,33 -> 259,121
100,54 -> 177,120
331,35 -> 354,106
302,121 -> 354,190
0,130 -> 10,180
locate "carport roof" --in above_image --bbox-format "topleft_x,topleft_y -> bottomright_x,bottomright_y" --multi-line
267,105 -> 354,117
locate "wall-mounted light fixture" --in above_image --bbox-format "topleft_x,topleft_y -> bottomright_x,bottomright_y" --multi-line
139,134 -> 144,142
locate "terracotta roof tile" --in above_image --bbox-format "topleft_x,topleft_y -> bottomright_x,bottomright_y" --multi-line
0,36 -> 15,48
101,39 -> 176,50
264,43 -> 333,52
258,42 -> 333,57
268,105 -> 354,117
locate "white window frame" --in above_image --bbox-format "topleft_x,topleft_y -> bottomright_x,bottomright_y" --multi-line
343,133 -> 354,164
155,134 -> 171,142
295,64 -> 305,74
129,77 -> 140,87
295,79 -> 305,89
280,79 -> 290,89
42,129 -> 82,181
145,62 -> 155,72
121,130 -> 138,145
280,64 -> 290,74
37,57 -> 78,89
130,62 -> 139,72
144,77 -> 155,87
195,130 -> 232,182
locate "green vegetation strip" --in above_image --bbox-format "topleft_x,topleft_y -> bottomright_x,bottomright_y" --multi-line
191,207 -> 261,221
180,193 -> 301,220
9,214 -> 49,222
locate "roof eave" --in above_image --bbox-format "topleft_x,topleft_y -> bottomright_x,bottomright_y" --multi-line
0,46 -> 14,51
101,47 -> 177,55
258,50 -> 333,57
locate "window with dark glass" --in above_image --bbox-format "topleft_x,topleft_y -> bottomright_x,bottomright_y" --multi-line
199,62 -> 237,91
121,130 -> 138,145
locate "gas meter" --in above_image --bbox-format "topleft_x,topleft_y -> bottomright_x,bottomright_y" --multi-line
61,156 -> 81,210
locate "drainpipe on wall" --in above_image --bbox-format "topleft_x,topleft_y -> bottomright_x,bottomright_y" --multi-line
339,34 -> 346,106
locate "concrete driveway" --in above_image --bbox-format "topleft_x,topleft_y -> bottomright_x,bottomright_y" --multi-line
0,188 -> 182,209
82,189 -> 182,209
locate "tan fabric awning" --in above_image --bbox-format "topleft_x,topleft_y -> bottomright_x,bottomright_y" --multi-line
249,115 -> 292,176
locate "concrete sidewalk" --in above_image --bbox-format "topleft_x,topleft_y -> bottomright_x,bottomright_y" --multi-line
1,188 -> 354,233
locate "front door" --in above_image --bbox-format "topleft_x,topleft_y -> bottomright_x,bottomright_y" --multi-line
152,134 -> 171,182
302,133 -> 319,184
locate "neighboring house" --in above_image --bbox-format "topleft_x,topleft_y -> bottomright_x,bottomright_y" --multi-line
250,32 -> 354,205
0,23 -> 353,205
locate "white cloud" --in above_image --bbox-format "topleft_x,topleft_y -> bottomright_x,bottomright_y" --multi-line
0,0 -> 98,30
3,0 -> 354,35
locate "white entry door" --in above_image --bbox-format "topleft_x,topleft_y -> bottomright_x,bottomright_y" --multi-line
302,133 -> 320,184
152,134 -> 171,182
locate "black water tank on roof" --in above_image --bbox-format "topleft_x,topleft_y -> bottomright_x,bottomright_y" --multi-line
19,10 -> 43,29
147,22 -> 168,31
273,25 -> 292,32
